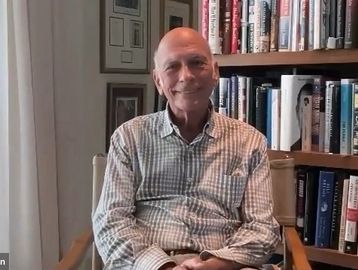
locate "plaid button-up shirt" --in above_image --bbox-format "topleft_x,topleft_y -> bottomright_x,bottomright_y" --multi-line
93,108 -> 280,270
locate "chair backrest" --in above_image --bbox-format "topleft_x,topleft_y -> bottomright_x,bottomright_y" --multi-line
270,158 -> 296,227
92,154 -> 107,270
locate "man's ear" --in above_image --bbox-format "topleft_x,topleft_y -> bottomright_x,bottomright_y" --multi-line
152,69 -> 163,95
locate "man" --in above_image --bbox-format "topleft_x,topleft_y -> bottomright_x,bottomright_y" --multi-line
93,27 -> 280,270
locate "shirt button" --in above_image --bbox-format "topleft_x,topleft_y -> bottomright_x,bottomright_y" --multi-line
187,177 -> 193,182
192,233 -> 199,239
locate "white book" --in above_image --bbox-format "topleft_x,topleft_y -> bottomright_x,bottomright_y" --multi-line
301,94 -> 312,151
241,0 -> 249,53
238,76 -> 247,122
291,0 -> 300,51
208,0 -> 221,54
271,88 -> 281,150
219,77 -> 229,116
280,75 -> 317,151
338,178 -> 350,252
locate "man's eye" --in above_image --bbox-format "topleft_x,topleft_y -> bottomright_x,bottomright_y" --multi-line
192,60 -> 205,66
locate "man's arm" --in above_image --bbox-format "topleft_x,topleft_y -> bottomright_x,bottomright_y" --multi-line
200,134 -> 280,267
92,127 -> 175,269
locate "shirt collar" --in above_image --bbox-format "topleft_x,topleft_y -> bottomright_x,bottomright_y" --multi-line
160,101 -> 220,140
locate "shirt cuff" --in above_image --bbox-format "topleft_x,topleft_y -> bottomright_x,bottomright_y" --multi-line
133,245 -> 175,270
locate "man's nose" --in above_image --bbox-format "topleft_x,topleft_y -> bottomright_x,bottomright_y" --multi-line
179,65 -> 194,81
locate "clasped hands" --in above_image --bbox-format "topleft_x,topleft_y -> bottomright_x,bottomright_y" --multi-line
161,255 -> 239,270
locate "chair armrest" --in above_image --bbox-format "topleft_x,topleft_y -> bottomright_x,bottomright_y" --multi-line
284,227 -> 312,270
55,228 -> 93,270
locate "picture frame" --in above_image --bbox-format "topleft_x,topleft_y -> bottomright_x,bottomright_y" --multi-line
106,83 -> 144,151
160,0 -> 193,37
100,0 -> 150,73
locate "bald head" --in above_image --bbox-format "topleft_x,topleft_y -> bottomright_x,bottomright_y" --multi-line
154,27 -> 213,69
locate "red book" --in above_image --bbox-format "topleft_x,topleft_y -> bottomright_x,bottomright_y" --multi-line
231,0 -> 241,54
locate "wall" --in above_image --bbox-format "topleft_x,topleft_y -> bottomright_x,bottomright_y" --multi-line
54,0 -> 198,255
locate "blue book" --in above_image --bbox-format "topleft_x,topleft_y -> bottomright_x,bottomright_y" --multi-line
340,79 -> 357,154
315,170 -> 335,248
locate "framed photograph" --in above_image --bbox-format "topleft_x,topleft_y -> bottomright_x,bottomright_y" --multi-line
160,0 -> 193,37
101,0 -> 150,73
106,83 -> 145,151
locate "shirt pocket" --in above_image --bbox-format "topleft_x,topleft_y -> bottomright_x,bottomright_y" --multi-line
200,174 -> 247,209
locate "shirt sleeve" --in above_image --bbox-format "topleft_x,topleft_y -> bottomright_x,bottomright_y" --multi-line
92,128 -> 175,270
200,133 -> 281,267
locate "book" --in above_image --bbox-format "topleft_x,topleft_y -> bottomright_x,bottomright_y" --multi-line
208,0 -> 222,54
344,175 -> 358,254
270,0 -> 280,51
270,88 -> 281,150
330,171 -> 347,249
315,170 -> 335,248
278,0 -> 291,51
296,167 -> 307,239
353,83 -> 358,155
303,169 -> 318,245
338,178 -> 350,252
311,77 -> 326,152
222,0 -> 233,54
340,79 -> 357,155
280,75 -> 316,151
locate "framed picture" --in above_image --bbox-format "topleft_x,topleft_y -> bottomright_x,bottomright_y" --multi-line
106,83 -> 144,151
100,0 -> 150,73
160,0 -> 193,37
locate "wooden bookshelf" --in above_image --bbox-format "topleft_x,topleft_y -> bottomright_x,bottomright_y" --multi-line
268,150 -> 358,170
214,49 -> 358,67
216,50 -> 358,269
305,246 -> 358,269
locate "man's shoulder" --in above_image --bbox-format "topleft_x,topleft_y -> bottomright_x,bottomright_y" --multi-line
117,111 -> 164,135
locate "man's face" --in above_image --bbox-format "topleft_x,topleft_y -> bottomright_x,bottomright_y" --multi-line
153,32 -> 218,114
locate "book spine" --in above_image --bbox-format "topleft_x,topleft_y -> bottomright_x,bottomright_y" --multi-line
231,75 -> 239,119
329,0 -> 337,40
330,173 -> 345,249
246,77 -> 255,125
353,83 -> 358,155
279,0 -> 291,51
201,0 -> 210,40
344,0 -> 354,48
338,179 -> 350,252
344,175 -> 358,254
296,167 -> 307,239
208,0 -> 222,54
298,0 -> 309,51
315,170 -> 335,248
238,76 -> 247,121
308,0 -> 315,50
219,77 -> 229,115
303,170 -> 318,245
253,0 -> 261,52
241,0 -> 249,53
267,88 -> 272,148
336,0 -> 346,49
248,0 -> 256,53
311,77 -> 323,152
330,82 -> 341,154
291,0 -> 300,51
271,88 -> 281,150
259,0 -> 271,52
255,84 -> 269,134
231,0 -> 240,54
270,0 -> 280,51
319,81 -> 326,152
340,79 -> 356,155
223,0 -> 233,54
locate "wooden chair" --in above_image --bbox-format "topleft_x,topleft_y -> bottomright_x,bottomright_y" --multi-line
56,155 -> 311,270
270,158 -> 311,270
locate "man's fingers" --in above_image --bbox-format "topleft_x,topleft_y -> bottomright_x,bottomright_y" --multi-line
180,257 -> 204,269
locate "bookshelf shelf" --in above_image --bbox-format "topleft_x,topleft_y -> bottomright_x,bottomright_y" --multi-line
215,49 -> 358,67
268,150 -> 358,170
305,246 -> 358,269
